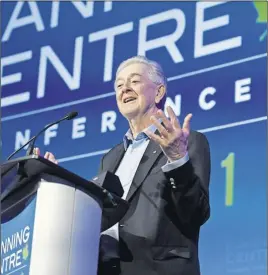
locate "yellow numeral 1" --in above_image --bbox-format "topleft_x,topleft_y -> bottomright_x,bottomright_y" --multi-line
221,153 -> 235,206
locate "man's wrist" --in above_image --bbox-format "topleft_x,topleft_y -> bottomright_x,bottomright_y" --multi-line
167,151 -> 188,163
162,152 -> 189,173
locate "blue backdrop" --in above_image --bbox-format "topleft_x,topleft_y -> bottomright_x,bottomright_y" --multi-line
1,1 -> 267,274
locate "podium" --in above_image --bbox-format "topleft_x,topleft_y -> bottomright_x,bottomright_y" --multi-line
1,155 -> 128,275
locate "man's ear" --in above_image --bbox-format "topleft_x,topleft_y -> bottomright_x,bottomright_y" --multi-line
155,85 -> 166,105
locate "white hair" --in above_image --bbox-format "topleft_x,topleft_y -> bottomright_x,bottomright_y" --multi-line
115,56 -> 167,109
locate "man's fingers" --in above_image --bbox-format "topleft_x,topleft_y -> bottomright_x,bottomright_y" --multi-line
182,113 -> 193,132
48,153 -> 55,161
156,110 -> 173,132
38,150 -> 58,164
34,147 -> 40,155
150,116 -> 169,138
167,106 -> 181,129
144,129 -> 164,145
44,151 -> 58,164
44,152 -> 53,160
49,153 -> 56,161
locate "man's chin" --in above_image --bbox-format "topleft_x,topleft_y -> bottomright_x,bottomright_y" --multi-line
120,108 -> 139,120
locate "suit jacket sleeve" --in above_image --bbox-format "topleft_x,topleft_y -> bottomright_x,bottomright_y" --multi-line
163,131 -> 211,228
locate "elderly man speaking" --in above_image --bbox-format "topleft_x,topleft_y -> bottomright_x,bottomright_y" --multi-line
40,56 -> 211,275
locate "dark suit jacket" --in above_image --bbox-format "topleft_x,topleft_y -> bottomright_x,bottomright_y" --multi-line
98,130 -> 211,275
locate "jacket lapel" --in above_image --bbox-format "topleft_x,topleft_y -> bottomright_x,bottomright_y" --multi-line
108,143 -> 125,174
126,139 -> 163,201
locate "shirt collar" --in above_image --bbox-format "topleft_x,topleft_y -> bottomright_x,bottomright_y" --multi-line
123,120 -> 160,150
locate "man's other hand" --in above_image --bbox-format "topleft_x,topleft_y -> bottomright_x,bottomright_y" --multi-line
34,147 -> 58,165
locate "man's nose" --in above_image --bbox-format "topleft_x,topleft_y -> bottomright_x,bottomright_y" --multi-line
122,82 -> 132,93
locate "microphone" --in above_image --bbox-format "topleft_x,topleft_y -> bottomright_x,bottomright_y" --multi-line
7,111 -> 78,160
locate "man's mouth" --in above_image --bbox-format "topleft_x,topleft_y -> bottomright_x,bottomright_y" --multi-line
123,97 -> 137,103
